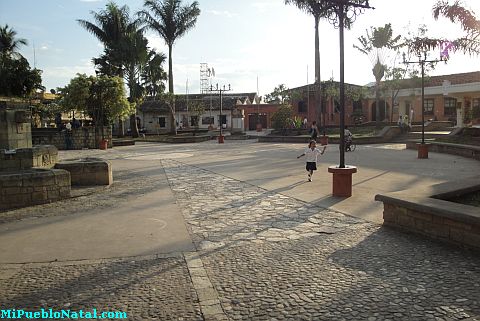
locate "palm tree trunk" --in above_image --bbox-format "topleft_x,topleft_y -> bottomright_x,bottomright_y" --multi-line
168,44 -> 176,135
375,79 -> 381,129
314,16 -> 323,128
128,73 -> 140,138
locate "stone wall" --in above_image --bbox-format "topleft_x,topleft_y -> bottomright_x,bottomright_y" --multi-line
32,126 -> 113,150
0,109 -> 32,150
0,145 -> 58,171
382,203 -> 480,251
0,169 -> 71,211
406,141 -> 480,161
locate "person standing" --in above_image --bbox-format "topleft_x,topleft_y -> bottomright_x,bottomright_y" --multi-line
310,121 -> 319,140
297,140 -> 326,182
303,117 -> 308,129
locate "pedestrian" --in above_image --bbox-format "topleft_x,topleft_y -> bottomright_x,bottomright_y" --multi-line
297,140 -> 326,182
303,117 -> 308,129
310,121 -> 319,140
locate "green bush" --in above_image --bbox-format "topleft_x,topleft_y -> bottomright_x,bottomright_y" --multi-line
271,105 -> 293,130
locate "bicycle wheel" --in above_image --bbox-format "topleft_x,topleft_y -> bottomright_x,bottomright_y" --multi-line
350,143 -> 356,152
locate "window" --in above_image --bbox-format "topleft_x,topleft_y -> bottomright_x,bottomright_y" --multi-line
444,97 -> 457,116
473,98 -> 480,110
424,99 -> 434,115
202,116 -> 214,125
158,117 -> 166,128
353,100 -> 362,112
473,98 -> 480,118
298,101 -> 307,113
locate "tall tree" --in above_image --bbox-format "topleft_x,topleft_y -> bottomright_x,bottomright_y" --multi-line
139,0 -> 200,134
284,0 -> 331,127
0,24 -> 27,58
78,1 -> 146,137
354,23 -> 401,127
0,25 -> 44,97
142,50 -> 168,97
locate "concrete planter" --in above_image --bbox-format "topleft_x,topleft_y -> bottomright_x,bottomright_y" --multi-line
328,166 -> 357,197
417,143 -> 429,159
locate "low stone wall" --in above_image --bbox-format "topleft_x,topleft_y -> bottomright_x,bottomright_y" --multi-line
55,158 -> 112,186
0,169 -> 71,211
32,126 -> 113,150
259,126 -> 402,144
165,135 -> 212,143
376,178 -> 480,251
406,141 -> 480,161
0,145 -> 58,171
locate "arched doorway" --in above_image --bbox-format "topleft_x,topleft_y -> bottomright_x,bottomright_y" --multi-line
371,100 -> 390,122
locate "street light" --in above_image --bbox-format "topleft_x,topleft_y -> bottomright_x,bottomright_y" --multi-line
403,50 -> 448,158
209,83 -> 232,143
321,0 -> 374,197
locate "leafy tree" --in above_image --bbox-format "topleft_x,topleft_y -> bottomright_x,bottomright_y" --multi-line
139,0 -> 201,134
58,74 -> 132,126
187,100 -> 205,128
271,104 -> 294,131
354,23 -> 401,127
0,25 -> 44,97
264,84 -> 290,104
0,56 -> 44,97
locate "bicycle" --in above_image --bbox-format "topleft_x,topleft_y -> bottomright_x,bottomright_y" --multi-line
345,138 -> 356,152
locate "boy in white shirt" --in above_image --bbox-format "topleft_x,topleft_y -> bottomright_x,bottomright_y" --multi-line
297,140 -> 326,182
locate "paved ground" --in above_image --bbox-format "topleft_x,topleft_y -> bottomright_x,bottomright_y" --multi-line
1,140 -> 479,320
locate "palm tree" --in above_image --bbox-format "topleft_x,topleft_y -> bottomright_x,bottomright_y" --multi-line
139,0 -> 200,134
142,50 -> 167,97
284,0 -> 332,127
354,23 -> 401,128
78,1 -> 147,137
0,24 -> 27,58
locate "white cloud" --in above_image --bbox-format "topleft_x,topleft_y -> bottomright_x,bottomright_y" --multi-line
206,10 -> 237,18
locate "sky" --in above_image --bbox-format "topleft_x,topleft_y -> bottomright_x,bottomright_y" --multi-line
1,0 -> 479,97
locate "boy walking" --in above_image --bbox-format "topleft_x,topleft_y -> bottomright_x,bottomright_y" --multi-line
297,140 -> 326,182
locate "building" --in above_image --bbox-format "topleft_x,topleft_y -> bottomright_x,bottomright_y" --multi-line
374,71 -> 480,126
135,92 -> 257,133
288,82 -> 366,127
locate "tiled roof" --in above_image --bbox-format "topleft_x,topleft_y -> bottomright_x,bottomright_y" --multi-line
139,93 -> 256,113
383,71 -> 480,89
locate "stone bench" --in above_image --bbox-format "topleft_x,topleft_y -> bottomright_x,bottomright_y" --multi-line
54,158 -> 112,186
375,178 -> 480,251
0,168 -> 71,211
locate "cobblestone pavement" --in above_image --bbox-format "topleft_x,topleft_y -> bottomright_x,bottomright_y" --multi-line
162,159 -> 480,321
0,255 -> 202,320
1,146 -> 479,320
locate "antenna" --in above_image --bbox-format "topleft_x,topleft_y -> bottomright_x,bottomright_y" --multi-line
33,40 -> 36,69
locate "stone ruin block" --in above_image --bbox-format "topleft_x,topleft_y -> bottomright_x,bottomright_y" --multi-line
54,158 -> 112,186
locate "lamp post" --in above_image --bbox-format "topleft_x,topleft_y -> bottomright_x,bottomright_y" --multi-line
320,0 -> 373,197
403,51 -> 448,158
209,83 -> 232,143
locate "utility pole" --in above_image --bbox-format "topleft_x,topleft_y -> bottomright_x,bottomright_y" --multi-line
209,83 -> 232,143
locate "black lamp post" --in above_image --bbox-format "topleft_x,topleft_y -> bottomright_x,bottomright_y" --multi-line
209,83 -> 232,143
322,0 -> 373,197
323,0 -> 374,168
402,51 -> 448,146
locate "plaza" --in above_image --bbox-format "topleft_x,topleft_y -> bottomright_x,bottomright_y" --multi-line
1,140 -> 479,320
